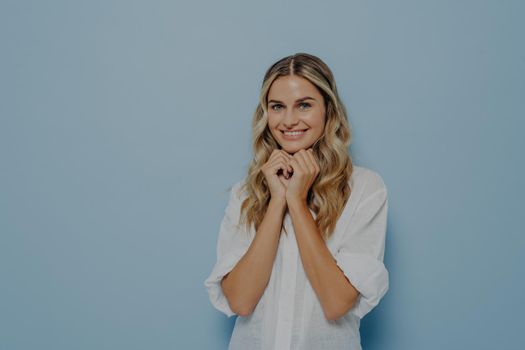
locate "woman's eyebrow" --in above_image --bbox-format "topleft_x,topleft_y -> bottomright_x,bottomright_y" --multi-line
268,96 -> 316,104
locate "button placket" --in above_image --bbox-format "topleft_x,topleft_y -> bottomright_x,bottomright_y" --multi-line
273,216 -> 298,350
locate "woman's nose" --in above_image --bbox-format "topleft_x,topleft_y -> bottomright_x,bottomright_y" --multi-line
283,109 -> 299,127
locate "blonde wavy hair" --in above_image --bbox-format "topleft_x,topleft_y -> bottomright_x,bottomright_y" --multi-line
236,52 -> 354,241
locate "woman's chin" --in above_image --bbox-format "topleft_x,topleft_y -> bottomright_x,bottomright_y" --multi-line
280,143 -> 311,154
280,147 -> 297,155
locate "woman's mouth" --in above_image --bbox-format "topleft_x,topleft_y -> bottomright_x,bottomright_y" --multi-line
281,129 -> 308,140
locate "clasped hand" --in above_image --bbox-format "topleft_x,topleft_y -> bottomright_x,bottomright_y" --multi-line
262,148 -> 320,204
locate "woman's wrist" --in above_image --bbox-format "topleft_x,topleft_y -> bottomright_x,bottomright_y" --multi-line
269,197 -> 287,212
285,194 -> 306,209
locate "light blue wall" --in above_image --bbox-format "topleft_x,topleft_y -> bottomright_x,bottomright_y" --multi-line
1,1 -> 523,349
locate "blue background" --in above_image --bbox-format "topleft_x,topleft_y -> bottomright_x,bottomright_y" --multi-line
1,1 -> 524,349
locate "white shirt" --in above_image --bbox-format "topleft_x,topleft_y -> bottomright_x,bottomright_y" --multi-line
204,165 -> 389,350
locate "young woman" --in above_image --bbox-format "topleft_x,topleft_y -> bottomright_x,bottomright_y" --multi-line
204,53 -> 389,350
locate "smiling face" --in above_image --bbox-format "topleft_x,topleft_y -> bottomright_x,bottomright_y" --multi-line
267,75 -> 326,155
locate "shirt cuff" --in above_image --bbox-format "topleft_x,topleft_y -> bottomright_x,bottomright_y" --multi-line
204,247 -> 248,318
334,251 -> 389,320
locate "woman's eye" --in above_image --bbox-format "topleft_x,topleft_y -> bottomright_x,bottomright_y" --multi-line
299,102 -> 311,110
271,104 -> 283,111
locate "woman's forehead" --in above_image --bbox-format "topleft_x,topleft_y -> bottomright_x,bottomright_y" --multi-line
268,76 -> 321,101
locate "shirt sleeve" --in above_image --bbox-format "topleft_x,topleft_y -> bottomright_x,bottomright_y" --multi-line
204,180 -> 253,318
333,174 -> 389,320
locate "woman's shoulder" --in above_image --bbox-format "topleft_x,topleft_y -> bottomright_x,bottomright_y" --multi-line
350,165 -> 388,196
228,177 -> 249,201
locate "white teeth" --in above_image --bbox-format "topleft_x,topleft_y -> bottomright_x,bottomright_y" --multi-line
283,130 -> 306,136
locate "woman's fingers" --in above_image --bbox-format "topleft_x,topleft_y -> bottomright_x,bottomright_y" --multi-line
267,149 -> 296,178
301,149 -> 315,175
291,151 -> 307,175
281,151 -> 294,176
306,149 -> 319,174
270,152 -> 293,177
268,159 -> 292,178
267,149 -> 282,163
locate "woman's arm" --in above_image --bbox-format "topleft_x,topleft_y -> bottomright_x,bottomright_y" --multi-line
287,198 -> 360,321
221,197 -> 287,316
283,149 -> 359,321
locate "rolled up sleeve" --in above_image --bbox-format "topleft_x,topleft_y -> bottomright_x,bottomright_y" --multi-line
204,181 -> 252,317
334,182 -> 389,320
